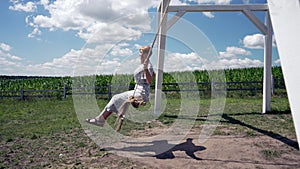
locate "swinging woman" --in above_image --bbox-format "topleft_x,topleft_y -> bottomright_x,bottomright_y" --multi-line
86,46 -> 155,126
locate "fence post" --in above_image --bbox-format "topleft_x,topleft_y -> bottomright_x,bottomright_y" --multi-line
63,83 -> 67,99
271,75 -> 274,95
211,81 -> 215,94
108,84 -> 112,99
20,89 -> 24,100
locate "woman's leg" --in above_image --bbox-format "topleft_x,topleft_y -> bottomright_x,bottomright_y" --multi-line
85,109 -> 112,126
86,90 -> 133,126
117,102 -> 130,117
95,109 -> 113,121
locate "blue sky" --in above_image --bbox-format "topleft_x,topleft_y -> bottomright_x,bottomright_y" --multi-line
0,0 -> 279,76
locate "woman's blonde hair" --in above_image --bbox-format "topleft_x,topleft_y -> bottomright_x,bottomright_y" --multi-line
139,46 -> 152,56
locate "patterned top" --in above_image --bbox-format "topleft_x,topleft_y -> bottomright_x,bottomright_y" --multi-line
104,62 -> 154,114
133,63 -> 154,101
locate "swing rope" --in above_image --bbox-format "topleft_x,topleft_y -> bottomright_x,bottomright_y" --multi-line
129,0 -> 171,106
145,0 -> 171,67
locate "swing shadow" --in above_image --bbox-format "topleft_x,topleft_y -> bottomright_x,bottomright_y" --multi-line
106,138 -> 206,160
222,114 -> 299,150
163,110 -> 291,122
161,111 -> 298,149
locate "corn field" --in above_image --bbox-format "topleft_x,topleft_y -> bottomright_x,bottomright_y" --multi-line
0,67 -> 285,98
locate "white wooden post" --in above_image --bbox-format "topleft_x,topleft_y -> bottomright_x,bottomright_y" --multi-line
268,0 -> 300,150
154,0 -> 169,115
262,11 -> 273,113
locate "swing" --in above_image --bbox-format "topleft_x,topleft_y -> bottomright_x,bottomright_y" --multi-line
115,0 -> 171,131
129,95 -> 146,108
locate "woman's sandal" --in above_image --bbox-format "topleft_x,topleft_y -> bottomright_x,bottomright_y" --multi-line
85,118 -> 105,127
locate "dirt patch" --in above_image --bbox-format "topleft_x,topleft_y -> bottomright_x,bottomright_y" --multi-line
1,127 -> 300,169
133,134 -> 300,169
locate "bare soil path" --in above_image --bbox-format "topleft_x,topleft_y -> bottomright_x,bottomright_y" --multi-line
1,128 -> 300,169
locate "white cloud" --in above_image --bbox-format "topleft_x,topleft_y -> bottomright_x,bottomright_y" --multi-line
0,47 -> 24,75
28,27 -> 42,39
0,43 -> 22,61
78,22 -> 143,43
274,59 -> 281,65
9,1 -> 37,12
3,0 -> 277,76
242,33 -> 276,49
217,58 -> 263,69
8,54 -> 22,61
5,0 -> 230,75
22,0 -> 232,42
26,0 -> 153,42
0,47 -> 276,76
187,0 -> 232,4
164,52 -> 209,72
161,51 -> 264,72
170,0 -> 188,5
186,0 -> 232,18
242,34 -> 264,49
17,43 -> 130,76
0,58 -> 23,74
242,0 -> 250,4
0,43 -> 11,52
219,46 -> 251,59
110,44 -> 133,57
216,46 -> 264,69
203,12 -> 215,18
40,0 -> 49,6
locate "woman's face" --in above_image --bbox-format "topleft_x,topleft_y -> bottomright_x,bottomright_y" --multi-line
139,50 -> 147,63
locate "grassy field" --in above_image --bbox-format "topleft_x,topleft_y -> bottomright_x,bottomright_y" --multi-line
0,95 -> 296,168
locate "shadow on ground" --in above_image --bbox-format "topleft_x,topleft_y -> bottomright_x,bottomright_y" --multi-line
106,138 -> 206,160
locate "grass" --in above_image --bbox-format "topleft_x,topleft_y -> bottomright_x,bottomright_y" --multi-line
0,96 -> 294,140
153,95 -> 294,138
261,149 -> 281,160
0,95 -> 296,168
0,98 -> 79,142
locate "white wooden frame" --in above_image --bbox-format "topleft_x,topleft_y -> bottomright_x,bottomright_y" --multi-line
155,0 -> 300,150
154,1 -> 272,114
268,0 -> 300,150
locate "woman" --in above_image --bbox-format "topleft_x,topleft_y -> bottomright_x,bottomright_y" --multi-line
86,46 -> 155,126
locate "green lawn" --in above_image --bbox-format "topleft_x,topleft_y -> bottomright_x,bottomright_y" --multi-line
0,96 -> 294,141
0,96 -> 296,168
0,98 -> 79,142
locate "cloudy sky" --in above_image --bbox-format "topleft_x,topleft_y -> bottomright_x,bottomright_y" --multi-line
0,0 -> 280,76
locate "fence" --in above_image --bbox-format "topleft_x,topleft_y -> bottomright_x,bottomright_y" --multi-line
0,78 -> 285,100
